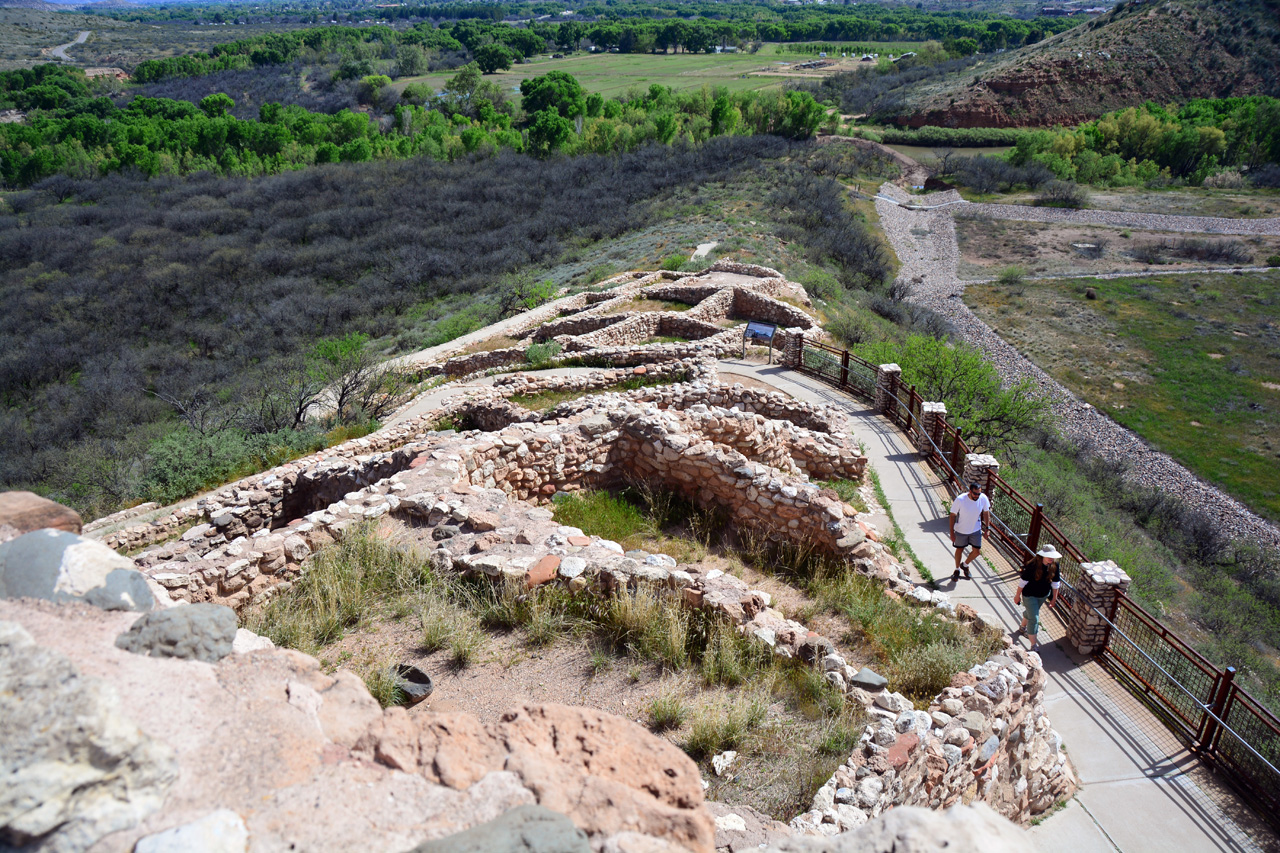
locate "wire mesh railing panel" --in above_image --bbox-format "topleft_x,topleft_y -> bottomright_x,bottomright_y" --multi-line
1109,599 -> 1219,737
800,346 -> 843,385
1217,691 -> 1280,814
846,359 -> 876,400
986,476 -> 1034,561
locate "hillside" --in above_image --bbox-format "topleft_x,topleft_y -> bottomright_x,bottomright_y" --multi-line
894,0 -> 1280,127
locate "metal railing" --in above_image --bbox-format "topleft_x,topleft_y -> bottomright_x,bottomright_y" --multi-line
796,338 -> 1280,832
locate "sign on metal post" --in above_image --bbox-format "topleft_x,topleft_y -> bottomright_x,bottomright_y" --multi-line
743,321 -> 777,363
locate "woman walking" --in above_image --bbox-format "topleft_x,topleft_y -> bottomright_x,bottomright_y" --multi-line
1014,545 -> 1061,651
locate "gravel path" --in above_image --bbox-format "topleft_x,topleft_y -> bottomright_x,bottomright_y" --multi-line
874,186 -> 1280,551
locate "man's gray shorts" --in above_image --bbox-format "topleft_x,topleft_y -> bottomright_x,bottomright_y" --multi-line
954,530 -> 982,550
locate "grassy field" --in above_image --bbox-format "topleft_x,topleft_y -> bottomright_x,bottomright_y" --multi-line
967,270 -> 1280,521
394,42 -> 923,105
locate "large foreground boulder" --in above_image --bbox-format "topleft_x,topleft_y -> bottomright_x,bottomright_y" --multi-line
0,599 -> 714,853
0,529 -> 153,611
0,621 -> 178,851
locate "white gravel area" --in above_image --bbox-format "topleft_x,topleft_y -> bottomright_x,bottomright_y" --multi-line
959,203 -> 1280,236
874,185 -> 1280,551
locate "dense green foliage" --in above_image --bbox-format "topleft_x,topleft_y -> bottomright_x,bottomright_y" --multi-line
1009,97 -> 1280,186
131,24 -> 467,84
853,335 -> 1048,455
0,64 -> 824,186
880,125 -> 1024,148
94,2 -> 1079,58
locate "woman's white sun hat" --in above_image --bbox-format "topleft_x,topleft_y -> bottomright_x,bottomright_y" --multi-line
1036,545 -> 1062,560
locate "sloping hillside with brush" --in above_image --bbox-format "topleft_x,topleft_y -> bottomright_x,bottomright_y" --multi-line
894,0 -> 1280,127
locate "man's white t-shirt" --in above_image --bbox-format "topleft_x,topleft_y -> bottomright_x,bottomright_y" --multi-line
951,493 -> 990,534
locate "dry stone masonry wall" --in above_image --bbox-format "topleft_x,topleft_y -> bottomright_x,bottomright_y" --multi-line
792,648 -> 1075,836
77,258 -> 1079,845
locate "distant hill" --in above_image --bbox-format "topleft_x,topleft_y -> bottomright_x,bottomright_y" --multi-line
0,0 -> 67,9
893,0 -> 1280,127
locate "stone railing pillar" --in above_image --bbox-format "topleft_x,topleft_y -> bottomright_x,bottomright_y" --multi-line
778,327 -> 806,369
917,402 -> 946,456
962,453 -> 999,490
874,363 -> 901,415
1067,560 -> 1132,655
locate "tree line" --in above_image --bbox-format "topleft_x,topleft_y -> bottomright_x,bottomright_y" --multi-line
1008,97 -> 1280,186
0,64 -> 824,186
113,7 -> 1078,87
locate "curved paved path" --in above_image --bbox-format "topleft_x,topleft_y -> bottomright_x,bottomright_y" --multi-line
717,358 -> 1272,853
873,185 -> 1280,551
49,31 -> 89,61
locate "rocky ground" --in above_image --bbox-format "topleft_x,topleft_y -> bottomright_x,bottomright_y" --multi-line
875,183 -> 1280,550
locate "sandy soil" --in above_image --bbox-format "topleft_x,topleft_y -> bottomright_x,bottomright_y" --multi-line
954,217 -> 1280,279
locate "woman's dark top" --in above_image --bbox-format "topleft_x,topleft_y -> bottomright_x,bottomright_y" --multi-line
1019,557 -> 1061,599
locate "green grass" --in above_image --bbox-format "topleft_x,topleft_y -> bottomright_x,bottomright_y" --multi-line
550,488 -> 657,544
510,372 -> 681,413
968,270 -> 1280,522
392,43 -> 922,106
868,468 -> 933,583
819,478 -> 869,514
808,567 -> 1004,707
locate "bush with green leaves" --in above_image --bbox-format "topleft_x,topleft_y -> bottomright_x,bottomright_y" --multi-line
855,335 -> 1048,454
525,341 -> 563,367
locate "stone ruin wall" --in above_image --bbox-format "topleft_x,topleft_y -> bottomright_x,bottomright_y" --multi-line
793,646 -> 1074,836
125,404 -> 1073,832
84,260 -> 1076,838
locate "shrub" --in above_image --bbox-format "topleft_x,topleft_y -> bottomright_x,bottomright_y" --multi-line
648,692 -> 688,732
525,341 -> 562,367
683,697 -> 767,759
1035,180 -> 1088,209
1267,255 -> 1280,268
1163,238 -> 1251,265
996,265 -> 1026,288
885,641 -> 975,704
660,253 -> 689,271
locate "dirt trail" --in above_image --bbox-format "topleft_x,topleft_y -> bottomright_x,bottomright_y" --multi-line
815,134 -> 929,187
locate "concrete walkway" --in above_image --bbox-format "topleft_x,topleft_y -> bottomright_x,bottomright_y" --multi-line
716,359 -> 1272,853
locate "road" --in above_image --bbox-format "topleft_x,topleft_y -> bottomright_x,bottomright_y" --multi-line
50,31 -> 90,61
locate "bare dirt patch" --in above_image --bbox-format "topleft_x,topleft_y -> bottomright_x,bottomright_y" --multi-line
954,217 -> 1279,279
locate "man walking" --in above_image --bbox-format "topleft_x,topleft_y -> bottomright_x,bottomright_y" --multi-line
949,482 -> 990,581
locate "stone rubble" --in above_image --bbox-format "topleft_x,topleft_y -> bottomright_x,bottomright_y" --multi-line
790,648 -> 1075,836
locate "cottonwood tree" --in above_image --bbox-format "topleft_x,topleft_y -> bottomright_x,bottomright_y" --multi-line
856,335 -> 1048,455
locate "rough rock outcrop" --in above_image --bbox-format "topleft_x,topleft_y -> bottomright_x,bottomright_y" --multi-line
114,603 -> 238,663
0,490 -> 82,543
410,805 -> 589,853
0,528 -> 154,612
0,620 -> 178,852
0,599 -> 714,853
